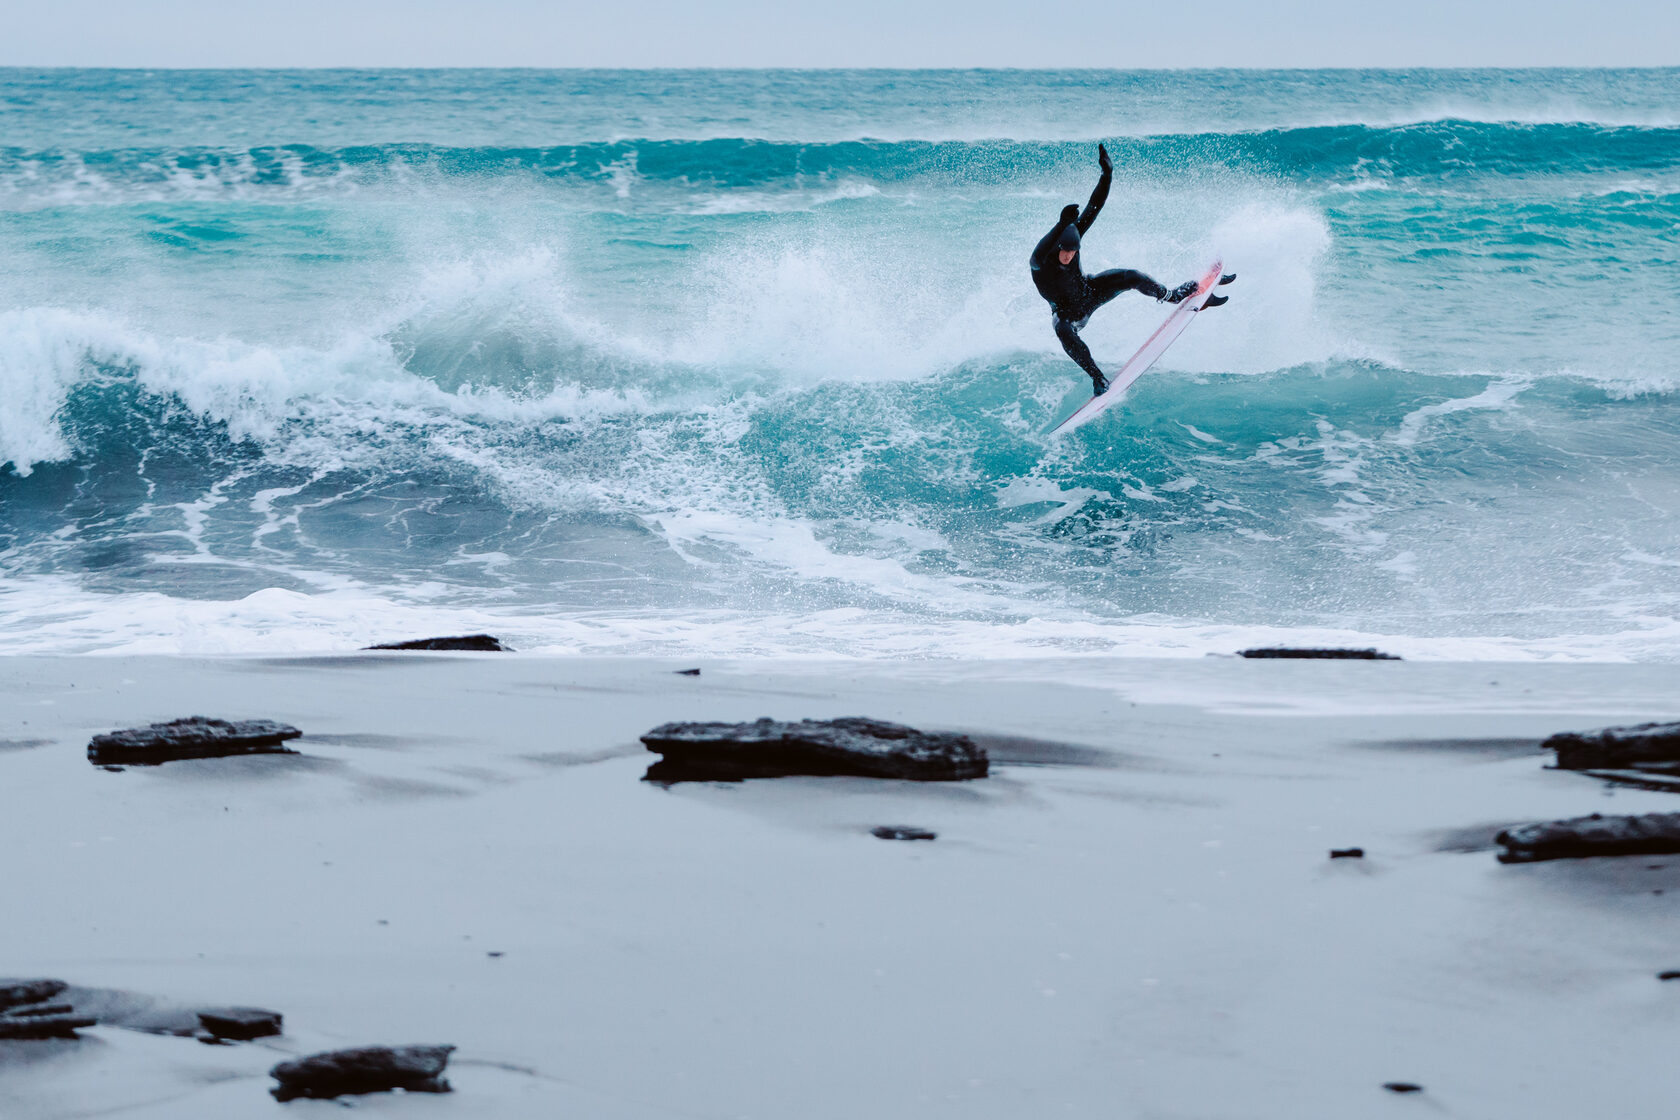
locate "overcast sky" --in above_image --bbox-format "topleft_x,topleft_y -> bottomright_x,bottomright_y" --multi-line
5,0 -> 1679,68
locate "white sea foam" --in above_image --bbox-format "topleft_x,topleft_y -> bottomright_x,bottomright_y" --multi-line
3,573 -> 1675,662
687,180 -> 883,215
647,508 -> 1022,614
0,308 -> 101,474
1391,377 -> 1530,446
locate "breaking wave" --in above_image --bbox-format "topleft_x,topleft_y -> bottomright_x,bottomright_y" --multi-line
3,68 -> 1678,657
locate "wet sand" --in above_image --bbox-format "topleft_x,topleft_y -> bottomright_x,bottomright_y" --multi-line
3,654 -> 1679,1118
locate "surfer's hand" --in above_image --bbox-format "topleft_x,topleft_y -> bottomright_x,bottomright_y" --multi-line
1097,143 -> 1112,174
1060,204 -> 1080,225
1164,280 -> 1198,304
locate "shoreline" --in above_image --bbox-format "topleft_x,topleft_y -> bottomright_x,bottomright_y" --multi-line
4,653 -> 1680,1118
5,579 -> 1679,663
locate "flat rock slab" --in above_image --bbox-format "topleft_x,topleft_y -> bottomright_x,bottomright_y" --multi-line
198,1007 -> 282,1040
1497,812 -> 1680,863
364,635 -> 510,652
0,980 -> 67,1014
872,826 -> 937,841
4,1004 -> 73,1017
0,1012 -> 97,1040
87,717 -> 302,766
1239,647 -> 1401,660
641,717 -> 988,782
270,1045 -> 455,1101
0,981 -> 95,1040
1545,721 -> 1680,771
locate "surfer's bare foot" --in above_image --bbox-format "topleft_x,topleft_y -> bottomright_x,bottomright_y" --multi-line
1201,294 -> 1229,309
1219,272 -> 1237,285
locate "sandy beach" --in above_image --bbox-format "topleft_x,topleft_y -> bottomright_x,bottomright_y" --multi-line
3,653 -> 1679,1118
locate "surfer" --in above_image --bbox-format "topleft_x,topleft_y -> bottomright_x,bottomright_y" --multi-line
1031,143 -> 1234,395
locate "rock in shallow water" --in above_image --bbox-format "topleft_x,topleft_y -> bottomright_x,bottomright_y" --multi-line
872,825 -> 938,841
641,717 -> 988,782
364,634 -> 510,651
0,981 -> 94,1039
1497,812 -> 1680,863
0,979 -> 67,1013
87,717 -> 301,766
270,1045 -> 454,1101
0,1011 -> 98,1039
197,1007 -> 282,1040
1238,647 -> 1400,660
1544,721 -> 1680,771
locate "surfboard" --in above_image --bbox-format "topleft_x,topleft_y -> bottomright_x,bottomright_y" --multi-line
1048,259 -> 1225,436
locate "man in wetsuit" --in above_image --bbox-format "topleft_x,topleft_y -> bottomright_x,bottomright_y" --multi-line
1031,143 -> 1234,395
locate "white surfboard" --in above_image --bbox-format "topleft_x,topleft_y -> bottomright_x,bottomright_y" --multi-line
1048,259 -> 1225,436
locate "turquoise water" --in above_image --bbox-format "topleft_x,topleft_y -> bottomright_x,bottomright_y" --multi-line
1,69 -> 1677,657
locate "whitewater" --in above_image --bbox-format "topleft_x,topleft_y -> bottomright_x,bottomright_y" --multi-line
1,68 -> 1677,658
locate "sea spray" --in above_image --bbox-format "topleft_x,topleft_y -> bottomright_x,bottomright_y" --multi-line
1,68 -> 1677,657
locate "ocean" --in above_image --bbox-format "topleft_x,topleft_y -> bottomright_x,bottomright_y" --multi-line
1,68 -> 1676,658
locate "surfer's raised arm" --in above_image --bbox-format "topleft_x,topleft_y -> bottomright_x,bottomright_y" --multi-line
1027,141 -> 1234,404
1076,143 -> 1113,234
1030,145 -> 1111,269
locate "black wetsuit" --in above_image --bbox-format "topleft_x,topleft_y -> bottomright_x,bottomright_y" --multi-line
1029,165 -> 1171,392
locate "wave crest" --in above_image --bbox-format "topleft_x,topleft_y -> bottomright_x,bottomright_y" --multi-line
6,122 -> 1679,208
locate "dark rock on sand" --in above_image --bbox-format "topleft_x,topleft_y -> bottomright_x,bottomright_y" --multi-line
87,717 -> 302,766
0,982 -> 95,1039
1383,1082 -> 1423,1093
1544,721 -> 1680,771
0,1011 -> 97,1040
364,635 -> 510,652
1330,848 -> 1365,859
39,984 -> 270,1037
1239,647 -> 1401,660
872,826 -> 937,841
197,1007 -> 282,1040
1658,971 -> 1680,981
0,979 -> 67,1013
641,717 -> 988,782
270,1044 -> 455,1101
1497,812 -> 1680,863
5,1004 -> 73,1017
675,668 -> 701,676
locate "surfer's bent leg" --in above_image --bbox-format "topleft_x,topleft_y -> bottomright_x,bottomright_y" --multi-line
1053,315 -> 1108,395
1086,268 -> 1169,308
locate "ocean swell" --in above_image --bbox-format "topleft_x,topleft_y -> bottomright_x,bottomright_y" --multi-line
2,68 -> 1678,658
6,122 -> 1680,207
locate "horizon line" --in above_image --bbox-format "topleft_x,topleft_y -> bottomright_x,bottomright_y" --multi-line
3,63 -> 1678,74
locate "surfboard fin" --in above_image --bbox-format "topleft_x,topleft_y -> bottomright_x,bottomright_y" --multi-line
1219,272 -> 1237,285
1202,294 -> 1229,309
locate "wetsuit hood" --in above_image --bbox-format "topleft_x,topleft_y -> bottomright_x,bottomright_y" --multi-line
1055,225 -> 1082,253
